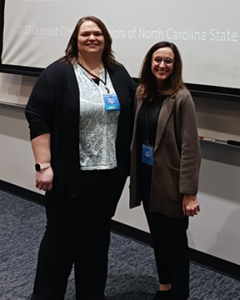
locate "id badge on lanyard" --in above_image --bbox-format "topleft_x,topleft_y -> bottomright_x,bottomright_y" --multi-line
142,144 -> 153,166
103,94 -> 121,111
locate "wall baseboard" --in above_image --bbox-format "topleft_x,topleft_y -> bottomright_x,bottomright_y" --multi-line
111,220 -> 240,281
0,180 -> 45,205
1,179 -> 239,281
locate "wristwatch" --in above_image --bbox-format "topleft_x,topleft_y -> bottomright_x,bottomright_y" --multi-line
35,162 -> 51,172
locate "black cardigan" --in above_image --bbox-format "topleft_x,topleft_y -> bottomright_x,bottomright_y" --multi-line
25,60 -> 136,197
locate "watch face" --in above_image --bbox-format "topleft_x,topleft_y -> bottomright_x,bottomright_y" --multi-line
35,164 -> 41,171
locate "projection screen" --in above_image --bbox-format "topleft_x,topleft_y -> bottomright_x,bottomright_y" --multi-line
0,0 -> 239,93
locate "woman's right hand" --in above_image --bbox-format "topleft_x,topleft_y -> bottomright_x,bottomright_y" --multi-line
35,167 -> 54,191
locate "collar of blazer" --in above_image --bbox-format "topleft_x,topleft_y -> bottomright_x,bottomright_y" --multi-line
133,93 -> 176,153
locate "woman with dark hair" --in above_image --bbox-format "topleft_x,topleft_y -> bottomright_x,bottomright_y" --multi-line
25,16 -> 136,300
130,41 -> 201,300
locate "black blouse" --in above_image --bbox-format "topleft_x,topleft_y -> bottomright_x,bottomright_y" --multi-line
137,95 -> 164,201
137,96 -> 164,147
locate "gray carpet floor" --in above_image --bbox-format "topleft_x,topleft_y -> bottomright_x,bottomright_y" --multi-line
0,190 -> 240,300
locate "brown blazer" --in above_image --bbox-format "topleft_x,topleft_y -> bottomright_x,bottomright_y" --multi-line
130,88 -> 201,218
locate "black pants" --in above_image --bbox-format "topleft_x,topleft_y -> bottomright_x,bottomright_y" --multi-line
140,164 -> 189,300
31,168 -> 126,300
143,199 -> 189,300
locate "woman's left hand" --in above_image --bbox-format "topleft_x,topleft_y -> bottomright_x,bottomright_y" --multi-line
182,195 -> 200,217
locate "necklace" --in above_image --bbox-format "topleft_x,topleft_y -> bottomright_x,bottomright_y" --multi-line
78,63 -> 110,94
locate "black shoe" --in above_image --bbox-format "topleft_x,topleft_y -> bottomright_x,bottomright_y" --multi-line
153,289 -> 171,300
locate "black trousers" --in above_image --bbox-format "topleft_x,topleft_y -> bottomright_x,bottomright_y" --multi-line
31,168 -> 126,300
141,165 -> 189,300
143,200 -> 189,300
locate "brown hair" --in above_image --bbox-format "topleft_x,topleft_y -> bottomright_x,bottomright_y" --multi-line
61,16 -> 117,71
138,41 -> 186,101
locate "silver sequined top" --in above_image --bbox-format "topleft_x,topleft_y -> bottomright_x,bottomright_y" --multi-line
74,64 -> 120,170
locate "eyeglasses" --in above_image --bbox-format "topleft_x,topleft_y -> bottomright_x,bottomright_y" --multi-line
153,57 -> 175,66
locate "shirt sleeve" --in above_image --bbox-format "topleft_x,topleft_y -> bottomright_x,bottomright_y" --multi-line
179,91 -> 201,195
25,66 -> 58,140
121,64 -> 138,109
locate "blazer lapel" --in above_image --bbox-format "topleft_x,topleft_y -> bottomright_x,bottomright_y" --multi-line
154,96 -> 176,152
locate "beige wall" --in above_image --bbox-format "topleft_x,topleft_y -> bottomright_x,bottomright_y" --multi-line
1,72 -> 240,264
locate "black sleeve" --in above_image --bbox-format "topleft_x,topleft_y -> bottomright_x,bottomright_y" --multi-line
120,64 -> 138,118
123,65 -> 137,105
25,63 -> 61,140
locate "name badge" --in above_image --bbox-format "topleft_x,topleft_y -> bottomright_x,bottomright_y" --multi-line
103,94 -> 121,111
142,144 -> 153,166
